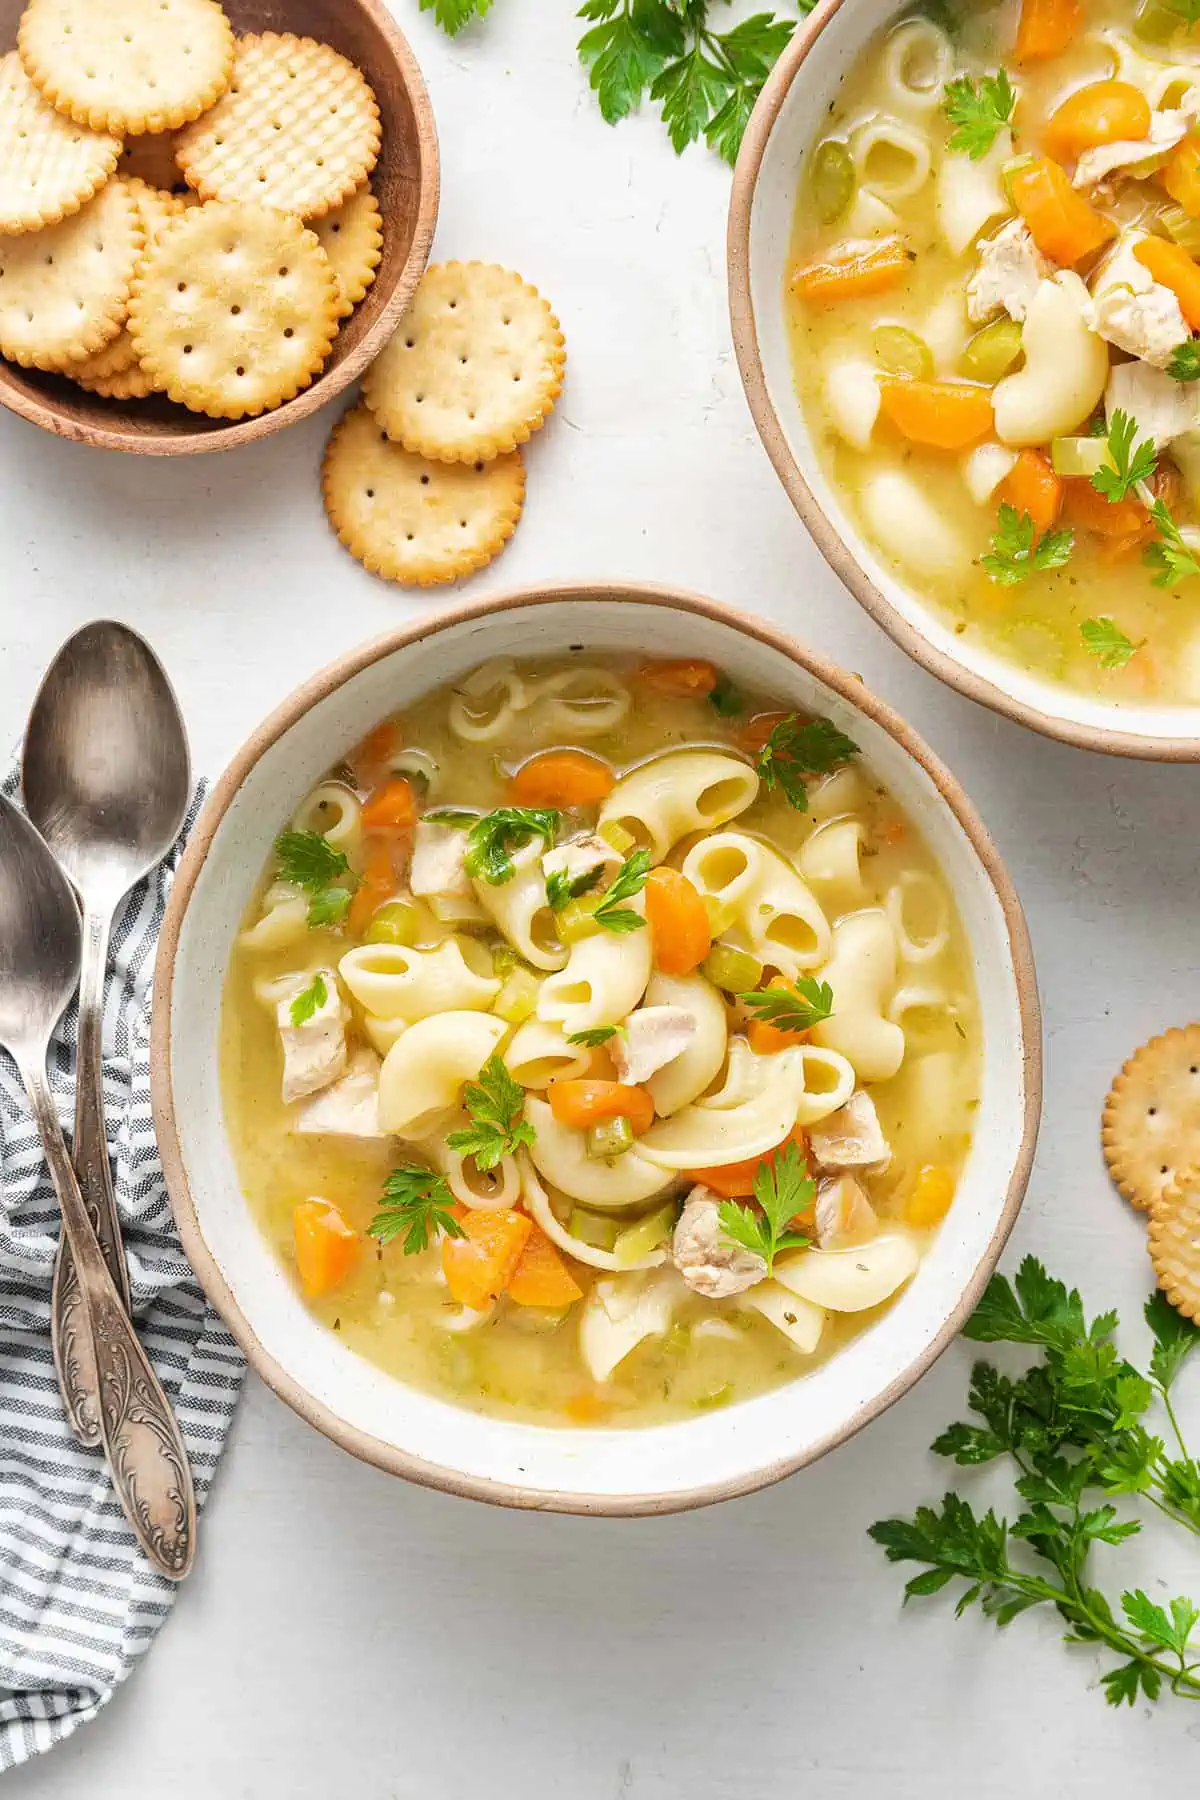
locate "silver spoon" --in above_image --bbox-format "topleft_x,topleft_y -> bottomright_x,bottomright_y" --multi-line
0,795 -> 195,1578
23,622 -> 190,1449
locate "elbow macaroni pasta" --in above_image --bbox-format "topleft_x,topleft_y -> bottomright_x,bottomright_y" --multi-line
599,751 -> 759,862
338,938 -> 500,1023
681,832 -> 831,976
377,1011 -> 507,1137
471,838 -> 567,972
811,909 -> 906,1082
524,1098 -> 675,1208
536,912 -> 653,1034
290,782 -> 364,865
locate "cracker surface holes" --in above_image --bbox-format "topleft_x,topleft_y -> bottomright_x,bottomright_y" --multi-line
1103,1025 -> 1200,1214
18,0 -> 234,135
0,50 -> 120,235
0,177 -> 143,369
311,181 -> 382,318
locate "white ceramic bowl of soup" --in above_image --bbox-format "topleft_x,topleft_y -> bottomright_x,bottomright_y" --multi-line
151,583 -> 1041,1513
728,0 -> 1200,760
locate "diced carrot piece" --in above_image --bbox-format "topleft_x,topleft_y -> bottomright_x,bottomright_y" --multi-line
1043,81 -> 1150,161
637,659 -> 720,698
877,380 -> 995,451
644,866 -> 712,975
1163,137 -> 1200,217
998,448 -> 1063,535
566,1390 -> 613,1424
1095,526 -> 1153,564
293,1200 -> 359,1299
905,1165 -> 956,1228
547,1079 -> 656,1135
506,1223 -> 584,1308
737,710 -> 791,753
361,777 -> 416,833
347,838 -> 398,936
511,749 -> 615,809
1134,235 -> 1200,328
1016,0 -> 1082,63
1061,477 -> 1146,538
688,1124 -> 810,1202
1009,156 -> 1115,265
442,1208 -> 532,1311
358,720 -> 400,766
790,235 -> 910,304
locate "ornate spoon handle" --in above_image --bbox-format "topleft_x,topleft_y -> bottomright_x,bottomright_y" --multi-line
27,1057 -> 196,1580
53,902 -> 130,1448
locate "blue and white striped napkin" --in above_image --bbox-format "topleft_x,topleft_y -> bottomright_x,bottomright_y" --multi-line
0,775 -> 245,1772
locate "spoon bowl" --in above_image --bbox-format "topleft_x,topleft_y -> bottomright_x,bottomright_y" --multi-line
0,797 -> 81,1054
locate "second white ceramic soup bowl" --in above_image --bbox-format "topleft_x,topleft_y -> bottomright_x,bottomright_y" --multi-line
152,583 -> 1041,1513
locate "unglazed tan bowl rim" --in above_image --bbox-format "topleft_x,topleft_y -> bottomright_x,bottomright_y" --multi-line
150,581 -> 1042,1515
727,0 -> 1200,763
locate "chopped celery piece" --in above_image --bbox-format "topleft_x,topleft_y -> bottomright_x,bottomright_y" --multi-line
809,139 -> 856,225
1050,435 -> 1111,478
364,899 -> 419,946
703,942 -> 763,994
1171,430 -> 1200,508
491,942 -> 521,978
599,819 -> 636,854
1134,0 -> 1182,41
702,894 -> 734,936
1001,153 -> 1035,200
586,1116 -> 635,1160
960,317 -> 1023,383
994,616 -> 1069,677
558,894 -> 603,943
873,324 -> 933,380
693,1383 -> 735,1412
614,1201 -> 678,1266
567,1206 -> 620,1250
493,966 -> 539,1025
1160,204 -> 1200,254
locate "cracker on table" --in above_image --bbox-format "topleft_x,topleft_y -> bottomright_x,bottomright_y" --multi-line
127,199 -> 338,418
67,180 -> 180,386
311,182 -> 382,318
1102,1025 -> 1200,1213
322,402 -> 526,587
75,360 -> 155,399
1148,1166 -> 1200,1324
19,0 -> 234,136
0,51 -> 120,235
117,129 -> 188,193
0,178 -> 143,370
175,32 -> 380,219
362,263 -> 566,464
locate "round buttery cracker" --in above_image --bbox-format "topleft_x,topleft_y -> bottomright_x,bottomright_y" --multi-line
66,180 -> 181,387
18,0 -> 234,136
362,263 -> 566,464
322,403 -> 526,587
0,51 -> 120,235
1149,1167 -> 1200,1323
128,199 -> 338,419
311,182 -> 382,319
0,178 -> 143,370
175,32 -> 380,219
75,360 -> 156,399
1102,1025 -> 1200,1212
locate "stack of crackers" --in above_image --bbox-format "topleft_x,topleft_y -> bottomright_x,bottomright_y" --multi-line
0,0 -> 384,416
1104,1027 -> 1200,1320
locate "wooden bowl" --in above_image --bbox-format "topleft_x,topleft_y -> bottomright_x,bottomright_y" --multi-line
0,0 -> 439,454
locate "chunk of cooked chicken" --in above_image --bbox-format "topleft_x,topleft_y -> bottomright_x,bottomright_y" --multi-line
809,1089 -> 892,1173
611,1005 -> 698,1085
673,1186 -> 766,1298
410,820 -> 472,900
814,1174 -> 880,1250
276,971 -> 348,1104
292,1048 -> 386,1140
1085,233 -> 1189,369
966,219 -> 1051,325
1074,109 -> 1190,191
1106,359 -> 1200,448
541,833 -> 622,888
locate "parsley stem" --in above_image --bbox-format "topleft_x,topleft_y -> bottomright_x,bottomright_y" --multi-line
1160,1386 -> 1192,1464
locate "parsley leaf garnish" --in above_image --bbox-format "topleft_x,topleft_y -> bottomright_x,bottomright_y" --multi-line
756,714 -> 859,812
545,862 -> 606,913
709,674 -> 745,717
1163,0 -> 1200,26
1168,339 -> 1200,381
567,1025 -> 621,1046
446,1053 -> 536,1171
274,830 -> 360,928
417,0 -> 493,33
1080,617 -> 1139,669
368,1165 -> 465,1256
981,505 -> 1074,586
288,972 -> 328,1027
1144,497 -> 1200,586
592,848 -> 651,933
463,807 -> 559,885
1091,409 -> 1157,504
423,808 -> 478,829
718,1140 -> 813,1275
943,69 -> 1016,159
738,976 -> 834,1034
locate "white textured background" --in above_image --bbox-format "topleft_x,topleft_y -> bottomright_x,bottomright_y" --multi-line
5,2 -> 1200,1790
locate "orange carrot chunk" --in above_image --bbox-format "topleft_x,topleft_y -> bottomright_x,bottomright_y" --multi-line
998,448 -> 1063,535
1016,0 -> 1082,63
1009,156 -> 1115,265
737,710 -> 791,753
547,1079 -> 656,1136
688,1124 -> 810,1201
511,749 -> 615,809
442,1208 -> 533,1311
637,659 -> 720,698
361,777 -> 416,833
507,1223 -> 584,1308
358,719 -> 400,767
1163,137 -> 1200,217
1061,477 -> 1147,539
1134,235 -> 1200,328
877,379 -> 995,451
1043,80 -> 1150,160
293,1200 -> 359,1299
790,235 -> 910,304
644,866 -> 712,975
347,838 -> 397,936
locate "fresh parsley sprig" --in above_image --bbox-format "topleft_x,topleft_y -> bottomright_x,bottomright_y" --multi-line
718,1140 -> 814,1275
1144,497 -> 1200,586
591,847 -> 651,933
981,505 -> 1074,587
462,807 -> 559,885
738,976 -> 834,1034
368,1165 -> 465,1255
1168,338 -> 1200,381
567,1025 -> 621,1046
942,69 -> 1015,159
1163,0 -> 1200,27
447,1053 -> 536,1170
546,862 -> 605,913
274,830 -> 361,928
709,674 -> 745,717
869,1259 -> 1200,1709
1091,409 -> 1157,504
288,972 -> 329,1027
756,714 -> 859,813
1080,617 -> 1140,669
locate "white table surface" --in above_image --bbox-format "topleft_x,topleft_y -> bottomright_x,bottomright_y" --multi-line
4,3 -> 1200,1790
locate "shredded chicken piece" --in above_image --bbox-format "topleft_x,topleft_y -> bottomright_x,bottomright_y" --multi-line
1084,233 -> 1189,369
814,1174 -> 880,1250
541,834 -> 622,887
966,219 -> 1051,325
672,1187 -> 766,1298
1106,359 -> 1200,448
612,1006 -> 698,1085
410,820 -> 471,900
809,1090 -> 892,1173
293,1048 -> 386,1139
276,971 -> 348,1105
1074,109 -> 1190,191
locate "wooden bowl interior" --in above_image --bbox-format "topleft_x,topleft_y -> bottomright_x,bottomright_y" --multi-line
0,0 -> 436,452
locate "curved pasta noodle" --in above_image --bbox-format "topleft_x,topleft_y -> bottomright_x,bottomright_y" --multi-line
290,782 -> 364,865
681,832 -> 831,975
579,1269 -> 683,1382
963,441 -> 1018,505
774,1232 -> 919,1312
638,1045 -> 854,1169
886,870 -> 950,965
852,115 -> 932,201
881,16 -> 953,112
812,909 -> 906,1082
599,751 -> 759,862
448,659 -> 531,743
536,912 -> 653,1035
798,818 -> 868,914
377,1011 -> 507,1137
993,275 -> 1109,448
643,970 -> 728,1117
886,1047 -> 972,1157
471,838 -> 567,972
339,938 -> 500,1023
887,982 -> 960,1051
519,1155 -> 667,1272
362,1014 -> 407,1056
504,1018 -> 591,1090
534,666 -> 631,737
238,881 -> 309,953
922,291 -> 971,374
524,1097 -> 675,1208
860,469 -> 970,577
808,765 -> 867,823
842,186 -> 904,239
433,1136 -> 523,1212
741,1282 -> 826,1353
1094,27 -> 1195,108
936,127 -> 1012,256
823,356 -> 882,452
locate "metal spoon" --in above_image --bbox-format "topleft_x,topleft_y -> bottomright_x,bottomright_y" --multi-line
23,622 -> 191,1449
0,796 -> 195,1578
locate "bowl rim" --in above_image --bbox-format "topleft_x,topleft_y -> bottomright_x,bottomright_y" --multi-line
727,0 -> 1200,764
150,579 -> 1043,1514
0,0 -> 440,457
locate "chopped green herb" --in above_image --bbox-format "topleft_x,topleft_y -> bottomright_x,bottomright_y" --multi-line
1144,497 -> 1200,586
446,1053 -> 536,1171
738,976 -> 834,1034
288,972 -> 328,1027
567,1025 -> 621,1046
368,1166 -> 465,1255
463,807 -> 559,885
1168,338 -> 1200,381
545,862 -> 605,913
274,830 -> 360,928
423,808 -> 479,828
418,0 -> 494,32
592,848 -> 651,933
756,714 -> 859,812
1163,0 -> 1200,25
1080,617 -> 1140,669
709,674 -> 746,717
1091,409 -> 1157,504
981,505 -> 1074,586
718,1140 -> 814,1275
943,69 -> 1016,159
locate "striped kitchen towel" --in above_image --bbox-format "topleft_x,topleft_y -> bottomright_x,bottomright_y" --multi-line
0,774 -> 245,1772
